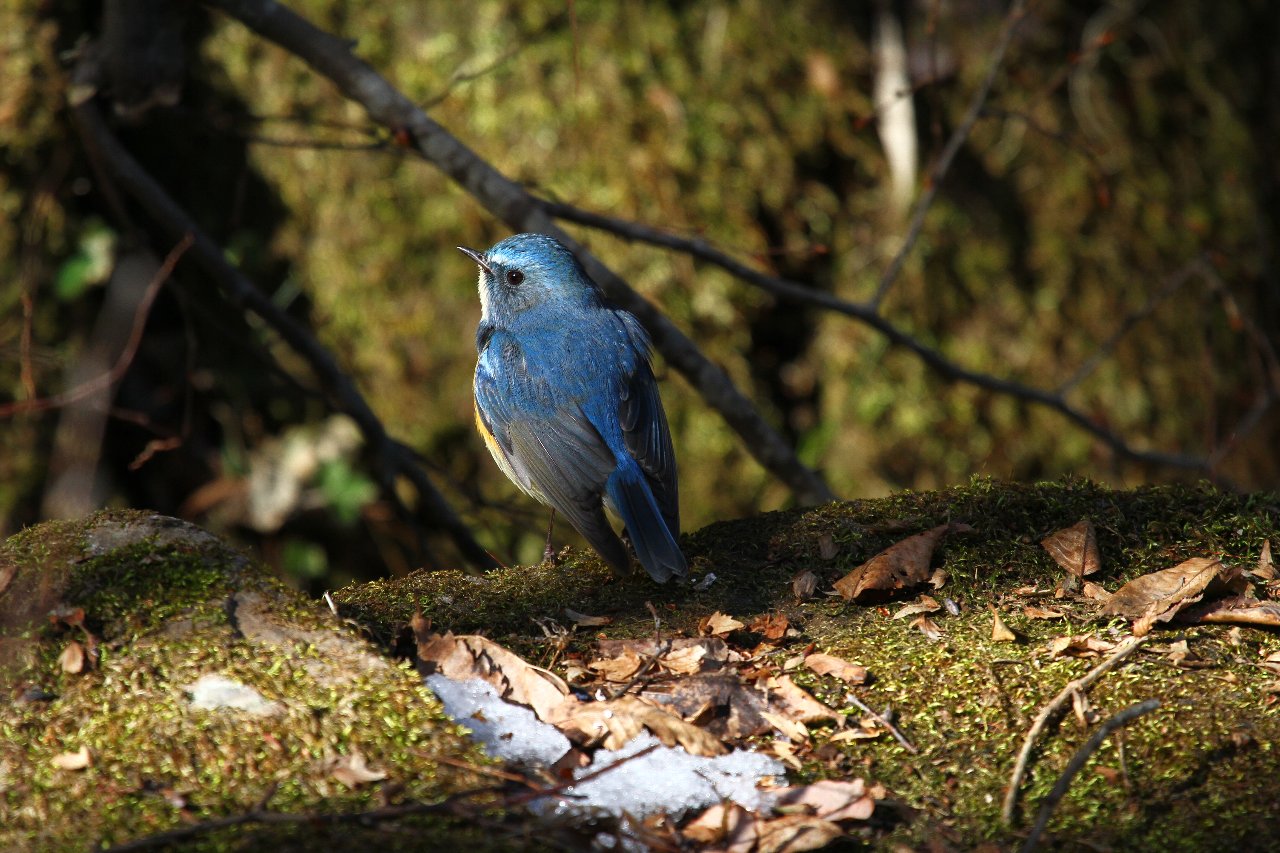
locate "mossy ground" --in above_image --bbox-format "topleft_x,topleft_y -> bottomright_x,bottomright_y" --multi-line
0,511 -> 498,853
336,478 -> 1280,851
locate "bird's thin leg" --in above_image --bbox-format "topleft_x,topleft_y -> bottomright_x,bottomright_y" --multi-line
543,508 -> 557,564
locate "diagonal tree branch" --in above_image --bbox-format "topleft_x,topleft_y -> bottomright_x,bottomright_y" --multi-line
71,95 -> 498,571
541,201 -> 1215,473
202,0 -> 835,506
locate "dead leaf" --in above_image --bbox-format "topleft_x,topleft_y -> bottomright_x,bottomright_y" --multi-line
555,696 -> 726,756
1082,581 -> 1112,601
792,570 -> 820,600
1183,596 -> 1280,628
1023,605 -> 1067,620
773,778 -> 876,822
818,534 -> 839,561
803,653 -> 868,686
910,615 -> 943,641
59,641 -> 86,674
892,595 -> 941,620
989,606 -> 1018,642
1101,557 -> 1239,636
767,675 -> 844,724
701,611 -> 746,637
641,674 -> 770,739
928,569 -> 948,589
597,637 -> 731,674
832,523 -> 972,602
1070,688 -> 1096,728
762,710 -> 810,743
51,746 -> 91,771
826,727 -> 882,743
750,613 -> 790,642
328,750 -> 387,788
1040,520 -> 1101,577
770,739 -> 804,771
659,644 -> 711,675
756,815 -> 844,853
564,608 -> 612,627
1045,634 -> 1117,658
1251,540 -> 1276,580
414,625 -> 569,721
588,648 -> 644,682
683,802 -> 759,852
49,605 -> 85,629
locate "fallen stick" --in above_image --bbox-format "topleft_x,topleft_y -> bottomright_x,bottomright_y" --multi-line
1019,698 -> 1161,853
1002,634 -> 1149,823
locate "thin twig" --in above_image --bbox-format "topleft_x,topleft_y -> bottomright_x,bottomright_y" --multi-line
870,0 -> 1027,309
202,0 -> 833,506
70,94 -> 496,571
1019,699 -> 1161,853
544,201 -> 1214,473
846,692 -> 918,754
0,235 -> 193,417
1002,634 -> 1149,824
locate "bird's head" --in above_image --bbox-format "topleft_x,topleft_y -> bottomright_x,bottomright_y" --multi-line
458,234 -> 601,323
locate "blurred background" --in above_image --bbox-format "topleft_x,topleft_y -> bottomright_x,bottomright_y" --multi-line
2,1 -> 1277,592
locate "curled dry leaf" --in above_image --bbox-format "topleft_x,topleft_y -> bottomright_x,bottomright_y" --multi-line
1182,596 -> 1280,628
1046,633 -> 1117,658
1082,581 -> 1112,601
588,648 -> 644,682
683,802 -> 759,851
564,608 -> 612,627
750,613 -> 790,642
775,778 -> 876,822
892,595 -> 941,620
928,568 -> 948,590
910,615 -> 943,641
989,606 -> 1018,643
555,696 -> 726,756
328,750 -> 387,788
833,523 -> 972,602
700,611 -> 746,637
59,640 -> 86,674
414,626 -> 569,721
792,569 -> 820,600
597,637 -> 732,674
803,653 -> 868,686
51,746 -> 91,771
1023,605 -> 1067,620
1251,540 -> 1276,580
761,710 -> 810,743
1040,520 -> 1101,577
766,675 -> 844,724
1102,557 -> 1241,636
818,533 -> 839,561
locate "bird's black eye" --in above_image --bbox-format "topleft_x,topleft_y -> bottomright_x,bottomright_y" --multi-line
506,269 -> 524,286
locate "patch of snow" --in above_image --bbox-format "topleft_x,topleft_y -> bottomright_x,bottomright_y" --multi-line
425,674 -> 572,766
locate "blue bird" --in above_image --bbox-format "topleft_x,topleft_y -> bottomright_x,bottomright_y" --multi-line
458,234 -> 687,583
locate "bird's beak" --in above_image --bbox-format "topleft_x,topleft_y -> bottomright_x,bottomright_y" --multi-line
457,246 -> 493,275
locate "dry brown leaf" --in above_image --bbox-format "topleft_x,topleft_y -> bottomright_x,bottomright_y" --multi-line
659,644 -> 710,675
1070,688 -> 1096,728
892,595 -> 941,620
792,570 -> 820,600
328,750 -> 387,788
818,534 -> 839,561
770,739 -> 804,771
767,674 -> 844,724
756,815 -> 844,853
928,568 -> 948,589
50,746 -> 91,771
1040,520 -> 1101,577
1184,596 -> 1280,628
803,653 -> 868,686
683,802 -> 759,852
989,606 -> 1018,643
59,640 -> 86,674
598,637 -> 731,673
555,696 -> 726,756
414,625 -> 569,721
910,615 -> 944,641
832,523 -> 972,602
641,674 -> 770,739
750,613 -> 791,641
1102,557 -> 1238,636
701,611 -> 746,637
564,608 -> 612,627
588,648 -> 644,682
826,727 -> 882,743
762,710 -> 810,743
1010,584 -> 1039,596
1253,540 -> 1277,580
773,778 -> 876,822
1082,581 -> 1112,601
1023,605 -> 1067,620
1045,633 -> 1118,658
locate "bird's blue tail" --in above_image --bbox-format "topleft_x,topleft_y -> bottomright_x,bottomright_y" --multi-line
605,460 -> 687,583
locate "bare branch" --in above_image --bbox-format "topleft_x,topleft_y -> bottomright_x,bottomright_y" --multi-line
70,95 -> 498,571
202,0 -> 834,506
543,201 -> 1215,472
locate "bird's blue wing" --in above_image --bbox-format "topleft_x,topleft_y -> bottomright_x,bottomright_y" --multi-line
475,362 -> 630,572
615,316 -> 680,536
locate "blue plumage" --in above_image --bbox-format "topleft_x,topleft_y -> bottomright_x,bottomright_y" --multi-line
460,234 -> 687,583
